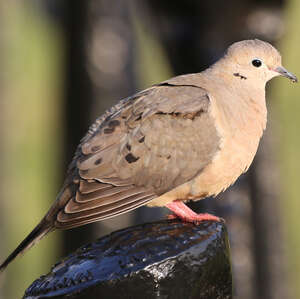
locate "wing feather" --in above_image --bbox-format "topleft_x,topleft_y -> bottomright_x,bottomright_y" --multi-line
75,185 -> 132,203
55,194 -> 156,230
79,180 -> 112,194
57,192 -> 155,225
53,80 -> 220,229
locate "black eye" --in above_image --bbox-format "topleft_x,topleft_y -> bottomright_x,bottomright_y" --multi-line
252,59 -> 262,67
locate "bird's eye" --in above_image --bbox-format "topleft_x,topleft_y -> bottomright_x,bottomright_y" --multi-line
252,59 -> 262,67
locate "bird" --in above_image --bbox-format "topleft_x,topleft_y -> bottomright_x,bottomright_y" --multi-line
0,39 -> 297,272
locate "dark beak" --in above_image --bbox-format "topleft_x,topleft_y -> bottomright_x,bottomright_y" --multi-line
274,66 -> 298,83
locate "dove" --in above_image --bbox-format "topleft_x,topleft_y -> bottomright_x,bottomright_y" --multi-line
0,39 -> 297,272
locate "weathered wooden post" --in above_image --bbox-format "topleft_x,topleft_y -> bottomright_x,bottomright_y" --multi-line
24,220 -> 232,299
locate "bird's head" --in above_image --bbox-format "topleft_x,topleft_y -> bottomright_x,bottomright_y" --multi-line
224,39 -> 297,84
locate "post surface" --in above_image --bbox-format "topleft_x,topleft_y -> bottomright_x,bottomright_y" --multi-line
24,220 -> 232,299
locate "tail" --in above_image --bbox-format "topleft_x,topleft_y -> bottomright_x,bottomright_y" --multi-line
0,219 -> 53,272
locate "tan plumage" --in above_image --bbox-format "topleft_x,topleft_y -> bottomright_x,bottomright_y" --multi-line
0,39 -> 297,271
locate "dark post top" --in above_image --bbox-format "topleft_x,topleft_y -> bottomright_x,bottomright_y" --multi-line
24,220 -> 232,299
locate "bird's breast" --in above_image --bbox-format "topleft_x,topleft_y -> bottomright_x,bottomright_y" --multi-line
190,93 -> 267,198
189,132 -> 261,198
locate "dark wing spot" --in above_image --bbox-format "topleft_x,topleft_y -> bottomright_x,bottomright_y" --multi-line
135,115 -> 142,121
108,120 -> 120,128
78,153 -> 93,163
126,143 -> 131,151
125,153 -> 140,163
156,110 -> 203,120
104,127 -> 114,134
94,158 -> 102,165
138,136 -> 145,143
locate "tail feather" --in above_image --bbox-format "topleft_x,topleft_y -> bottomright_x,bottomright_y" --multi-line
0,219 -> 53,272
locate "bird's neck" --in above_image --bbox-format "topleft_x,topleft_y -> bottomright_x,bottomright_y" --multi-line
203,64 -> 268,138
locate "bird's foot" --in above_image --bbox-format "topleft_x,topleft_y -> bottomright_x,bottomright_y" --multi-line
167,212 -> 221,224
166,200 -> 222,224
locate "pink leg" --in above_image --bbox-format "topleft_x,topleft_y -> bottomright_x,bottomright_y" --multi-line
166,200 -> 221,223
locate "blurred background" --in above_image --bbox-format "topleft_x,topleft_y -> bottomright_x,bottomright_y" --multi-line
0,0 -> 299,298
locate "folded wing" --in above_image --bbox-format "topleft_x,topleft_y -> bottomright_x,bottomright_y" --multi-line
54,81 -> 221,229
